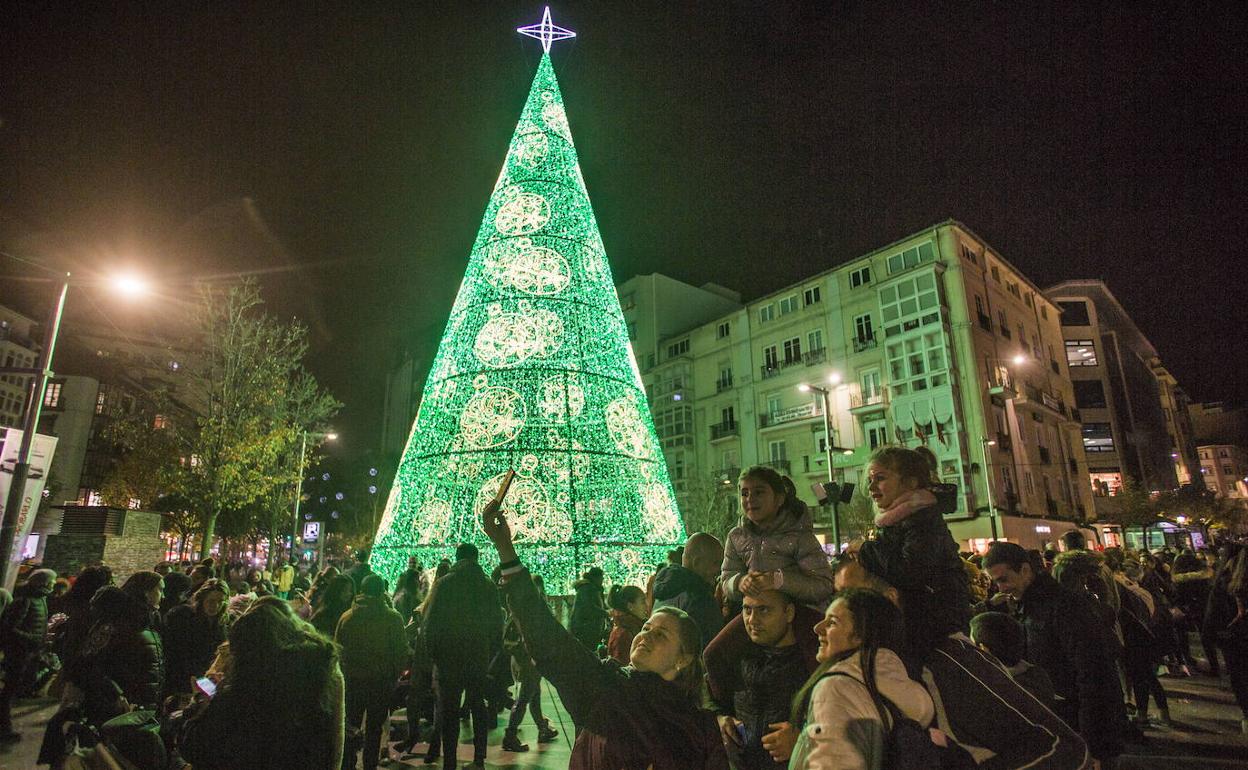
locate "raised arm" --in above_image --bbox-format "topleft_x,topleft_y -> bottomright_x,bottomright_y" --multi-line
482,499 -> 614,725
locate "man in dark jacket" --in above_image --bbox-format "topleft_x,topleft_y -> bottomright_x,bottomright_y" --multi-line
422,543 -> 503,770
709,589 -> 810,770
0,568 -> 55,741
336,574 -> 408,770
652,532 -> 725,647
568,566 -> 608,652
984,542 -> 1127,767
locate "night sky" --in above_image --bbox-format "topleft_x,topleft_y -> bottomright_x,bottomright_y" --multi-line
3,2 -> 1246,455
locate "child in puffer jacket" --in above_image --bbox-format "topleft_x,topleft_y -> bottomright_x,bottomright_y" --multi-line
704,465 -> 835,707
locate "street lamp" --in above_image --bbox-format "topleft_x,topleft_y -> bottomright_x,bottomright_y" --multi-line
980,437 -> 1000,542
0,269 -> 151,589
798,381 -> 853,553
292,429 -> 337,561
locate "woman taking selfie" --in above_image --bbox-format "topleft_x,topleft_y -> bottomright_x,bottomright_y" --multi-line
481,498 -> 727,770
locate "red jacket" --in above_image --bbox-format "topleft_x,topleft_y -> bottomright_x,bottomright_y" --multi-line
607,610 -> 643,665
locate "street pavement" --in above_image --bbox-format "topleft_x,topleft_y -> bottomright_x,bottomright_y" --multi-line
2,669 -> 1244,769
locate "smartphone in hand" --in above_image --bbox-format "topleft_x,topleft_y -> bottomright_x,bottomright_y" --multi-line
195,677 -> 217,698
493,469 -> 516,506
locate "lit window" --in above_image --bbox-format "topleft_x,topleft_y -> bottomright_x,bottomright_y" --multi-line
1066,340 -> 1098,367
43,382 -> 62,409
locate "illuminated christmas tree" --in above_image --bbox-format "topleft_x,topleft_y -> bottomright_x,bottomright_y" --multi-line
370,10 -> 684,593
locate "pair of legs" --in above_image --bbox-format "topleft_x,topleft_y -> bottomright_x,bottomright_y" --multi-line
506,670 -> 545,733
434,667 -> 488,770
343,677 -> 393,770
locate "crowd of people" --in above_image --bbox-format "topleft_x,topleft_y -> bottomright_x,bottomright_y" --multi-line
0,445 -> 1243,770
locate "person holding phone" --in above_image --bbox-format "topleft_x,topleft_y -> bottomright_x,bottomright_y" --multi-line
481,497 -> 728,770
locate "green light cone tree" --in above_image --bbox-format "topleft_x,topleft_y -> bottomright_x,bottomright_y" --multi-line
370,51 -> 685,593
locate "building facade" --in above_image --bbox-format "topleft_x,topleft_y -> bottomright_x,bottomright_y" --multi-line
1045,281 -> 1201,521
1197,444 -> 1248,503
0,306 -> 39,429
624,221 -> 1096,552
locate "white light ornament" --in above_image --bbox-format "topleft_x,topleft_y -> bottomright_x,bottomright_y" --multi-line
517,6 -> 576,54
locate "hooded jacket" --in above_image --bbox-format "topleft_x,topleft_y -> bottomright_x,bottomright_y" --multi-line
721,506 -> 834,607
789,648 -> 934,770
857,492 -> 970,663
0,579 -> 52,657
652,564 -> 724,647
68,586 -> 164,717
335,593 -> 408,682
503,567 -> 727,770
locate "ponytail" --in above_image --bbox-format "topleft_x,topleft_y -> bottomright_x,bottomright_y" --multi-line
608,584 -> 644,613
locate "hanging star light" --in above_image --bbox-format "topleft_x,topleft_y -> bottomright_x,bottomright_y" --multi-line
517,6 -> 576,54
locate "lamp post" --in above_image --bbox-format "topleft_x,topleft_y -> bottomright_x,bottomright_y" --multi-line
0,270 -> 150,589
799,374 -> 849,552
291,429 -> 336,561
980,436 -> 999,543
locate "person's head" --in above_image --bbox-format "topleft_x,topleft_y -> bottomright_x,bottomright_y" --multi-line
190,563 -> 213,586
354,549 -> 370,565
360,574 -> 386,598
192,579 -> 229,617
583,566 -> 604,586
969,612 -> 1026,666
682,532 -> 725,585
983,542 -> 1037,599
813,588 -> 904,664
629,606 -> 704,701
121,571 -> 164,611
155,562 -> 172,577
67,565 -> 113,604
738,466 -> 788,527
326,574 -> 356,606
407,556 -> 420,571
666,547 -> 684,566
866,447 -> 931,510
1138,552 -> 1158,572
455,543 -> 479,562
742,589 -> 796,647
913,445 -> 941,484
51,577 -> 70,597
23,568 -> 57,594
608,584 -> 647,620
832,558 -> 900,606
435,559 -> 451,579
1060,529 -> 1087,552
288,556 -> 298,567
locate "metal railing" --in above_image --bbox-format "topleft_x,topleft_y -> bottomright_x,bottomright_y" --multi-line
710,421 -> 739,441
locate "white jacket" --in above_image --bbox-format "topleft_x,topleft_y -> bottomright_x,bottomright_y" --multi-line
789,648 -> 934,770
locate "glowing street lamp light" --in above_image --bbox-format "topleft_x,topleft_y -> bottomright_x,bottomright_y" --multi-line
110,272 -> 150,299
1011,354 -> 1027,366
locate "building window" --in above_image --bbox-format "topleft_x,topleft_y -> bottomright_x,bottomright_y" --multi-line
886,242 -> 936,275
782,337 -> 802,364
766,394 -> 782,417
1007,281 -> 1021,299
865,420 -> 889,450
1059,301 -> 1091,326
43,382 -> 62,409
960,244 -> 978,264
1073,380 -> 1107,409
667,339 -> 690,358
807,329 -> 823,354
998,310 -> 1010,338
1224,465 -> 1234,476
1041,305 -> 1049,320
860,370 -> 882,399
803,286 -> 821,306
716,321 -> 730,339
886,331 -> 948,396
763,345 -> 779,370
1066,340 -> 1097,366
854,313 -> 874,343
153,414 -> 170,430
759,304 -> 776,323
768,440 -> 788,464
95,391 -> 106,415
879,273 -> 940,338
1219,448 -> 1229,457
849,266 -> 872,288
779,295 -> 799,315
717,365 -> 733,390
1082,423 -> 1115,453
654,405 -> 693,447
721,406 -> 736,425
1024,292 -> 1033,308
990,264 -> 1001,282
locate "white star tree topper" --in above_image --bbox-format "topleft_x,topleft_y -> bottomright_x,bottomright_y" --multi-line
517,7 -> 576,53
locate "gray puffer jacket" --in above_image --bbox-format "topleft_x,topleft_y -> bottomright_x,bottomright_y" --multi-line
721,506 -> 834,607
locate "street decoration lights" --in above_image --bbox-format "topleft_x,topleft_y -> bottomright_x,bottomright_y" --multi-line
291,430 -> 337,558
0,267 -> 152,588
368,9 -> 683,592
798,375 -> 854,553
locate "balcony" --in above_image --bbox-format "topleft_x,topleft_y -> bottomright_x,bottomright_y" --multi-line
712,466 -> 741,483
1013,384 -> 1075,421
852,335 -> 878,353
986,371 -> 1016,399
760,358 -> 801,380
849,387 -> 889,415
710,421 -> 739,441
803,348 -> 827,366
759,401 -> 823,428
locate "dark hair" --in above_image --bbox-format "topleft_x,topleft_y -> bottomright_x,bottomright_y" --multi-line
969,612 -> 1025,666
1102,547 -> 1125,572
913,445 -> 941,483
584,566 -> 604,582
435,559 -> 451,580
120,571 -> 163,602
226,596 -> 338,719
360,574 -> 386,597
355,549 -> 370,564
791,589 -> 905,725
650,606 -> 707,704
982,542 -> 1030,572
455,543 -> 479,562
608,584 -> 645,612
192,579 -> 229,614
1060,530 -> 1087,551
65,565 -> 113,608
739,466 -> 809,520
867,447 -> 932,489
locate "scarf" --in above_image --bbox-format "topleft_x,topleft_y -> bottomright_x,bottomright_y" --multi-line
873,488 -> 937,527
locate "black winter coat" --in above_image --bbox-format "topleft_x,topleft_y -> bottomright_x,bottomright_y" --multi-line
723,644 -> 810,770
569,578 -> 609,648
67,587 -> 164,719
164,605 -> 226,693
857,501 -> 970,663
503,567 -> 727,770
422,559 -> 503,678
1017,573 -> 1126,761
0,581 -> 51,660
652,565 -> 724,648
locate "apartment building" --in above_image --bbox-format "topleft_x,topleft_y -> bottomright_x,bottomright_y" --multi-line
1197,444 -> 1248,503
0,305 -> 40,428
1045,281 -> 1201,521
624,221 -> 1096,552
